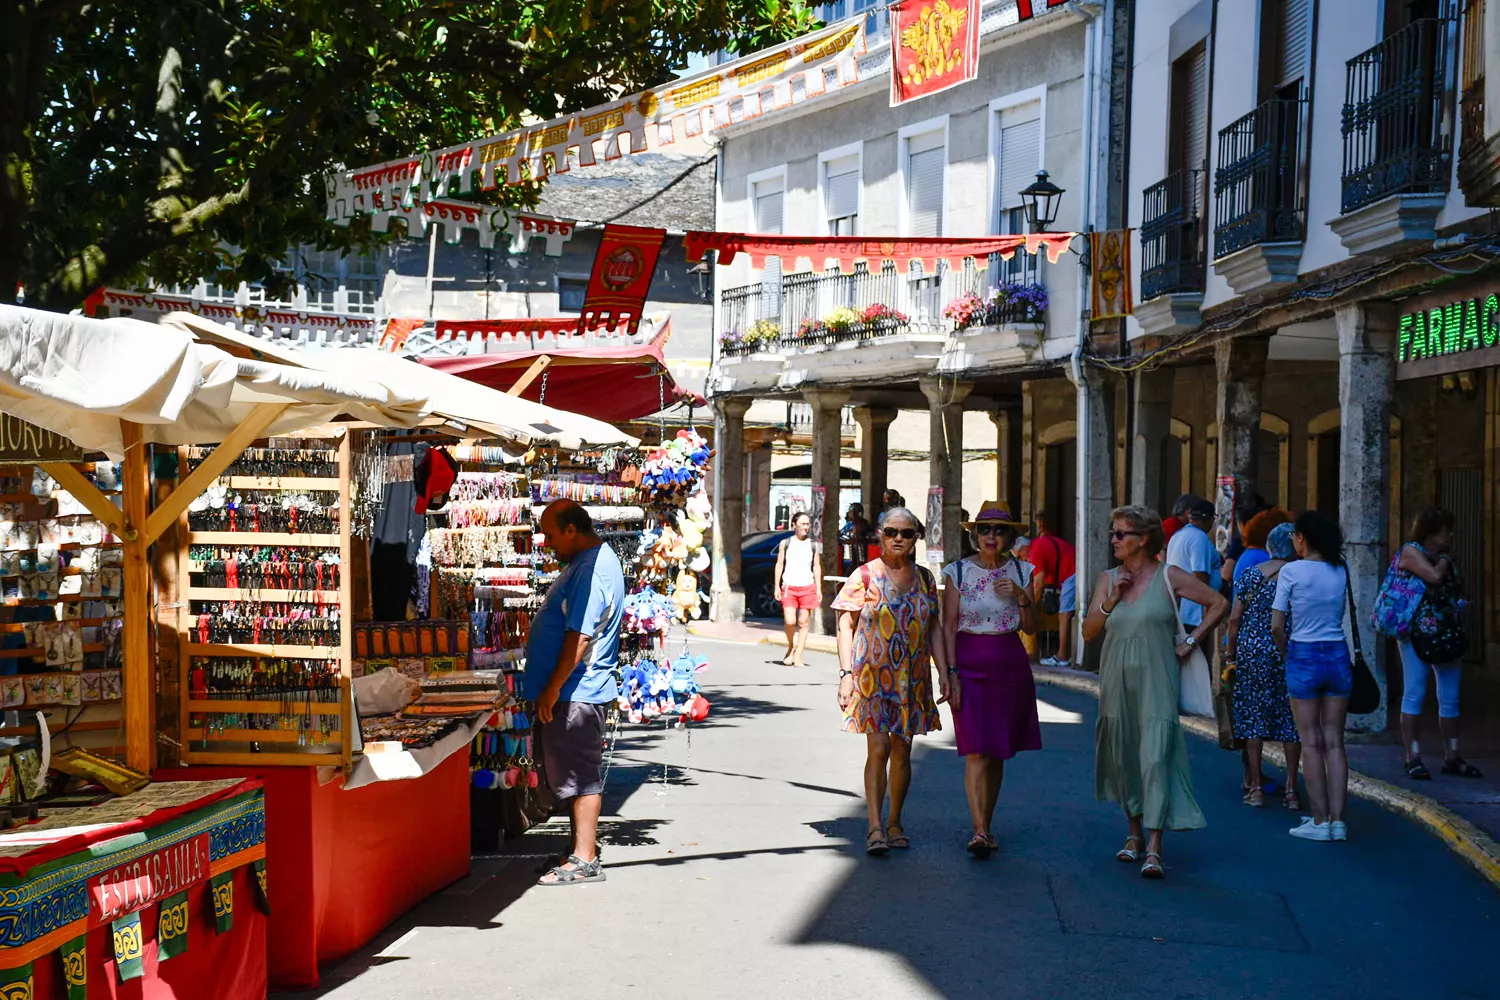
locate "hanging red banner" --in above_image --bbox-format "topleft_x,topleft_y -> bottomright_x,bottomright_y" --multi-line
1089,229 -> 1134,320
580,224 -> 667,334
890,0 -> 981,107
684,231 -> 1075,272
434,318 -> 582,342
380,317 -> 424,352
1015,0 -> 1072,20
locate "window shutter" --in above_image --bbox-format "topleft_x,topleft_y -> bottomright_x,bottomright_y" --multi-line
824,154 -> 859,229
1276,0 -> 1310,92
1184,45 -> 1208,173
998,112 -> 1042,210
906,133 -> 945,237
753,177 -> 784,234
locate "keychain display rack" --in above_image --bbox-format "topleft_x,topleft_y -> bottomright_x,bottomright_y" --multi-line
174,436 -> 354,768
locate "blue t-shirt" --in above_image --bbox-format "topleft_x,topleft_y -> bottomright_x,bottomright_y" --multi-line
1165,523 -> 1220,626
522,544 -> 625,704
1234,547 -> 1270,584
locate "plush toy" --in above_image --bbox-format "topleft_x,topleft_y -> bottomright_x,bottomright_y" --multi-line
670,652 -> 708,700
622,587 -> 674,635
672,570 -> 707,622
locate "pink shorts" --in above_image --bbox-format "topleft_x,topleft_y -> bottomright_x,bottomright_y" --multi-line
781,584 -> 820,611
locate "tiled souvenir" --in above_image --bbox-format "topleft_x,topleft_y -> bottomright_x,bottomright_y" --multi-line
0,552 -> 18,576
30,468 -> 54,499
58,673 -> 81,706
33,543 -> 57,572
76,521 -> 104,545
100,568 -> 122,597
59,573 -> 81,596
12,522 -> 37,550
21,622 -> 42,648
18,574 -> 37,601
59,600 -> 81,620
1,677 -> 23,708
100,670 -> 122,700
24,675 -> 45,705
80,571 -> 100,598
81,671 -> 102,702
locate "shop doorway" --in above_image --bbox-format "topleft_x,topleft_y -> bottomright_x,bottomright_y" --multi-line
1440,466 -> 1484,663
1314,429 -> 1341,516
1044,439 -> 1078,543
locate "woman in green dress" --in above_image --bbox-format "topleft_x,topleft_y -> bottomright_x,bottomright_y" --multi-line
1081,505 -> 1228,878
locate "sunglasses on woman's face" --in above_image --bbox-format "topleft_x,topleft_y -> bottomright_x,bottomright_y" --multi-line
974,524 -> 1005,536
882,527 -> 918,540
1111,529 -> 1148,541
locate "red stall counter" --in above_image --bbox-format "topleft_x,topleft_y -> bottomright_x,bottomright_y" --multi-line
163,749 -> 470,989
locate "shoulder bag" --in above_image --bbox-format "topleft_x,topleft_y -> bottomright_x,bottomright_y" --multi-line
1162,567 -> 1214,717
1370,543 -> 1426,638
1409,558 -> 1468,665
1344,566 -> 1382,715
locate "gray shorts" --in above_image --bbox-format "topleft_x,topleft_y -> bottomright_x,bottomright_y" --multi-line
538,701 -> 608,799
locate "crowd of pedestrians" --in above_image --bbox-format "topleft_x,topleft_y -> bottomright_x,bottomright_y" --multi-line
805,488 -> 1483,877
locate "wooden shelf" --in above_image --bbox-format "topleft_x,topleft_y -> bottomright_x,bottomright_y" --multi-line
0,642 -> 106,659
181,750 -> 342,767
186,588 -> 341,602
184,728 -> 333,743
220,477 -> 342,491
186,532 -> 341,546
184,643 -> 340,659
186,698 -> 343,715
0,618 -> 106,632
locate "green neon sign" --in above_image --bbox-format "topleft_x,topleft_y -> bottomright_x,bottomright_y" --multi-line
1399,293 -> 1500,362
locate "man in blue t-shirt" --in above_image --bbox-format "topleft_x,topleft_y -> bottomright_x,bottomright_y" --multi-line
525,499 -> 625,886
1165,499 -> 1221,628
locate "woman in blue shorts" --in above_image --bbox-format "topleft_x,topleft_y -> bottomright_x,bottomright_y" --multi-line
1270,510 -> 1352,844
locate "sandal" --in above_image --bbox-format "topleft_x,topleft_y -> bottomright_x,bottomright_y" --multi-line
537,854 -> 606,886
1405,757 -> 1432,780
1283,790 -> 1301,811
1116,836 -> 1143,863
885,824 -> 911,849
1441,757 -> 1485,778
984,833 -> 999,851
865,828 -> 889,856
966,834 -> 991,858
1140,852 -> 1164,879
1245,787 -> 1266,808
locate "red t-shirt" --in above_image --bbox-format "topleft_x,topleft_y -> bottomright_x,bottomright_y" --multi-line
1162,516 -> 1184,544
1029,532 -> 1076,585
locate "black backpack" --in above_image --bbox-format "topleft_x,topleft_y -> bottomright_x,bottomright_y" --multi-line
1410,559 -> 1469,664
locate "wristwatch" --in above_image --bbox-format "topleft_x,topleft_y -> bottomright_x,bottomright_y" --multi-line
838,668 -> 852,678
1184,636 -> 1198,647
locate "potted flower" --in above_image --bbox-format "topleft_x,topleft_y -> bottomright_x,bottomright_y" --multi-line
989,281 -> 1048,324
795,317 -> 829,342
861,303 -> 910,329
823,306 -> 861,337
943,292 -> 984,330
745,319 -> 782,348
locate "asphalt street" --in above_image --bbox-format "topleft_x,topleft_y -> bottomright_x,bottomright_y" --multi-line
292,639 -> 1500,1000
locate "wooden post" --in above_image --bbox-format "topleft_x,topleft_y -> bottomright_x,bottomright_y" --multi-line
506,355 -> 552,397
121,420 -> 153,775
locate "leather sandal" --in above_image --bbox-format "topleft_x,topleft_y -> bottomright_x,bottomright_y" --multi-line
1116,836 -> 1143,863
1442,756 -> 1484,778
1140,852 -> 1165,879
1405,757 -> 1433,780
865,828 -> 889,856
1283,789 -> 1301,811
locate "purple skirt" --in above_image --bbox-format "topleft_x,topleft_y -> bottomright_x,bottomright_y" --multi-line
953,631 -> 1042,760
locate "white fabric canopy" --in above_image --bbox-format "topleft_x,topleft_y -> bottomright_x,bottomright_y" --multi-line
0,305 -> 633,456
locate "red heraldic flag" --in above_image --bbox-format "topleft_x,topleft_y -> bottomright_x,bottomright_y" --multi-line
890,0 -> 982,107
580,224 -> 667,334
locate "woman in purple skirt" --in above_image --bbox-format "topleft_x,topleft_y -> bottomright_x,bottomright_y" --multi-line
940,502 -> 1042,857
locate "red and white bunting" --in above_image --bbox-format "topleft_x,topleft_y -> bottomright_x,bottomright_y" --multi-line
684,232 -> 1076,273
82,289 -> 378,340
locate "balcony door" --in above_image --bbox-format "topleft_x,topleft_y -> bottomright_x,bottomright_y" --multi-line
753,174 -> 785,322
905,128 -> 946,323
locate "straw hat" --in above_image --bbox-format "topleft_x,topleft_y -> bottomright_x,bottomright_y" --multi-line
962,501 -> 1027,530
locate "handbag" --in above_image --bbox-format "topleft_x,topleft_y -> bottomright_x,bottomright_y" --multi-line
1409,558 -> 1468,664
1040,584 -> 1061,616
1162,567 -> 1214,717
1370,544 -> 1426,638
1344,567 -> 1382,715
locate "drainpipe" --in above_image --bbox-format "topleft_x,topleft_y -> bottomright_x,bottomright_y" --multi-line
709,137 -> 727,622
1069,0 -> 1104,658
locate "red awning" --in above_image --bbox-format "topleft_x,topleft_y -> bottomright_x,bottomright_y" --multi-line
420,318 -> 700,423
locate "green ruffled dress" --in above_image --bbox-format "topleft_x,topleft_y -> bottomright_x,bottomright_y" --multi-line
1094,566 -> 1206,831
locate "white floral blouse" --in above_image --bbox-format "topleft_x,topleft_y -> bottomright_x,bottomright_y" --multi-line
941,556 -> 1033,635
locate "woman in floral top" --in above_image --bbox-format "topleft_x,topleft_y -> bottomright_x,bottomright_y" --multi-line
940,503 -> 1041,857
834,507 -> 947,856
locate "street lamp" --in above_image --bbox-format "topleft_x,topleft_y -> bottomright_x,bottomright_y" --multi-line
1019,170 -> 1065,233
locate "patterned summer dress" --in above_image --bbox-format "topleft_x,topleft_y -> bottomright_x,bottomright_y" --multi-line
832,560 -> 941,739
1230,565 -> 1300,742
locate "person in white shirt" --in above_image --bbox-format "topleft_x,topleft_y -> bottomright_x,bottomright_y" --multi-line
1164,499 -> 1221,629
774,512 -> 822,668
1271,510 -> 1353,844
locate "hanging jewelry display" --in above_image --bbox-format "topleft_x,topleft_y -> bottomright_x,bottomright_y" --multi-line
350,429 -> 390,539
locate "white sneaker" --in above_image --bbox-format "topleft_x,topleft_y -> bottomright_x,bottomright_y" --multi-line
1330,821 -> 1348,842
1040,656 -> 1067,668
1290,817 -> 1332,842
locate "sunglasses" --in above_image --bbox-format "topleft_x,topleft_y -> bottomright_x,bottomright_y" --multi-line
882,527 -> 918,540
974,524 -> 1007,536
1111,529 -> 1149,540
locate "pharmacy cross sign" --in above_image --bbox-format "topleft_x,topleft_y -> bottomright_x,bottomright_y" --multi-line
1398,293 -> 1500,363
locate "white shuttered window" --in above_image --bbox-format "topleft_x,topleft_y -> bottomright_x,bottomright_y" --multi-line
752,175 -> 785,316
905,130 -> 945,237
824,154 -> 860,235
997,102 -> 1042,211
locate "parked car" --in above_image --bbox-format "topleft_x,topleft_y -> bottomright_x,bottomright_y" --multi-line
740,530 -> 791,618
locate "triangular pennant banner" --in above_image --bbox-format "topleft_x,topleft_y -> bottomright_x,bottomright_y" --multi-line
580,225 -> 667,335
158,890 -> 191,962
0,961 -> 33,1000
253,858 -> 271,915
111,911 -> 145,982
60,935 -> 86,1000
210,871 -> 235,935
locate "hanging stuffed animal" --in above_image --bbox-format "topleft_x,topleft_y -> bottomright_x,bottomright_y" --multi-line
672,570 -> 707,622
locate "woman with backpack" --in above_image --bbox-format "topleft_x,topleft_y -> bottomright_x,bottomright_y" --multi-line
1395,509 -> 1482,781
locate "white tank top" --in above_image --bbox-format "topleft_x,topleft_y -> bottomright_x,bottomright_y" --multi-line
782,536 -> 816,587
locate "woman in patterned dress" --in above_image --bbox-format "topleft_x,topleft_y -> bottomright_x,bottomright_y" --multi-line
835,507 -> 947,856
1225,522 -> 1303,810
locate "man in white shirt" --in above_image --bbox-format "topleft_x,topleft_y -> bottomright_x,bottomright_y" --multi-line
1165,499 -> 1221,628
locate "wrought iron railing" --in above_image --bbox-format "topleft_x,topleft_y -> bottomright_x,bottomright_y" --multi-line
1140,169 -> 1206,300
1460,0 -> 1487,161
718,259 -> 1046,355
1341,13 -> 1456,214
1213,97 -> 1307,259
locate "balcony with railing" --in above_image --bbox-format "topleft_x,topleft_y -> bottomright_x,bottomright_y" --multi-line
1457,0 -> 1498,204
1212,97 -> 1307,293
1331,12 -> 1459,253
716,259 -> 1046,388
1136,168 -> 1207,336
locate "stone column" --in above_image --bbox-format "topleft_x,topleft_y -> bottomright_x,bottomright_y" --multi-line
855,406 -> 897,516
1131,367 -> 1175,510
919,376 -> 974,565
990,405 -> 1023,516
711,397 -> 751,621
747,443 -> 773,532
1215,336 -> 1270,504
1338,302 -> 1397,733
804,388 -> 851,622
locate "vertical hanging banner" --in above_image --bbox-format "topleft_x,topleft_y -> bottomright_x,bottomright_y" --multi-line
60,936 -> 86,1000
1089,229 -> 1134,320
0,962 -> 32,1000
210,872 -> 235,935
580,225 -> 667,334
110,912 -> 144,982
157,891 -> 190,962
891,0 -> 982,106
925,486 -> 944,564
